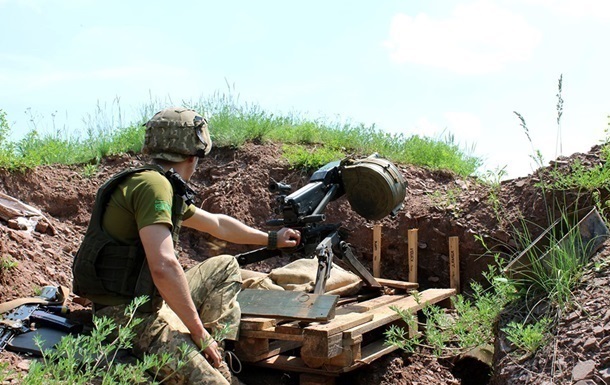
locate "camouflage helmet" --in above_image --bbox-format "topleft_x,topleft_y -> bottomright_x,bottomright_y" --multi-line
143,107 -> 212,162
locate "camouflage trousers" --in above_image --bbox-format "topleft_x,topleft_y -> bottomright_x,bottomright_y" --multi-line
95,254 -> 242,384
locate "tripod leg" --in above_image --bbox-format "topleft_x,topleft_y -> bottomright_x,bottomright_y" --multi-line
313,248 -> 333,295
338,241 -> 382,289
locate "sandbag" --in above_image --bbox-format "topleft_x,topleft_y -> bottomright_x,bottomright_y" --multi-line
341,154 -> 407,220
269,258 -> 362,294
241,259 -> 362,296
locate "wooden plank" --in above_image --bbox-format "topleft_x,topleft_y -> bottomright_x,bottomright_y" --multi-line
274,320 -> 306,335
237,289 -> 339,322
408,229 -> 418,283
254,340 -> 398,374
375,278 -> 418,291
449,237 -> 460,293
343,320 -> 402,346
342,288 -> 456,340
327,336 -> 362,367
234,337 -> 269,361
356,339 -> 399,365
337,294 -> 409,315
303,312 -> 374,338
373,224 -> 382,277
235,339 -> 302,362
256,355 -> 343,376
239,317 -> 277,331
240,329 -> 304,342
301,333 -> 343,368
300,312 -> 374,368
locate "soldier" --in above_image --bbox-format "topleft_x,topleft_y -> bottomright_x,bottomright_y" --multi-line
72,107 -> 301,384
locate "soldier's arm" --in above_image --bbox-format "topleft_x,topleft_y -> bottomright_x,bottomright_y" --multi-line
183,207 -> 300,247
139,223 -> 222,368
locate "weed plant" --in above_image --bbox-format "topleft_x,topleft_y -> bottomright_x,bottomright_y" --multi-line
502,317 -> 552,356
9,296 -> 227,384
427,188 -> 462,218
0,362 -> 13,383
385,258 -> 518,357
0,255 -> 18,271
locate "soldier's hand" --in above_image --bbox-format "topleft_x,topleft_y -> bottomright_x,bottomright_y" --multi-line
193,332 -> 222,368
278,227 -> 300,248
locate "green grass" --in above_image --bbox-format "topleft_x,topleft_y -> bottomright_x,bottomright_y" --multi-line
0,90 -> 481,176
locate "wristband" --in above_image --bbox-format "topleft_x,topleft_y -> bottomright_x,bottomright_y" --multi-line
267,231 -> 278,250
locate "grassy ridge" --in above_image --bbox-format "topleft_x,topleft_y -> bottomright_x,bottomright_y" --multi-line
0,93 -> 481,176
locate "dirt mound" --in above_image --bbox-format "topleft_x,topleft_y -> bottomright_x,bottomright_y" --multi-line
1,142 -> 609,384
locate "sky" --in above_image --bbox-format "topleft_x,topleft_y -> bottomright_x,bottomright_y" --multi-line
1,0 -> 609,180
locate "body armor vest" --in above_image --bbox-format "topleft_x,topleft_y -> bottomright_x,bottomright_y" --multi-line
72,165 -> 191,312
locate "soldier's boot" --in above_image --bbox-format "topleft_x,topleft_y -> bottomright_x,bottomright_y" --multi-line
217,341 -> 243,385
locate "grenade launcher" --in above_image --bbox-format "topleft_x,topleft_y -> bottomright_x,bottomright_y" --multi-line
236,155 -> 407,295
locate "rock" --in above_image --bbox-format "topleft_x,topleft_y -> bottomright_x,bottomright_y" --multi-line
572,360 -> 596,381
583,337 -> 598,352
599,367 -> 610,384
35,220 -> 49,233
8,218 -> 27,230
16,359 -> 30,371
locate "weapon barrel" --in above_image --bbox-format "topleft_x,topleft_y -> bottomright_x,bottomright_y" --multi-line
312,184 -> 341,215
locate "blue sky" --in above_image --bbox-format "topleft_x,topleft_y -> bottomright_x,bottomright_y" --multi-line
1,0 -> 609,179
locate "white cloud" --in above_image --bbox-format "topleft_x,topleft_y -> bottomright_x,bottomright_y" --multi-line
383,0 -> 542,74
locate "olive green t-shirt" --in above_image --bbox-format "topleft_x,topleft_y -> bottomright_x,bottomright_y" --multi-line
102,170 -> 196,244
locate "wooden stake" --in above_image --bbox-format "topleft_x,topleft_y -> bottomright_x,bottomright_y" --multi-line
407,229 -> 418,283
373,224 -> 382,278
449,236 -> 460,293
407,229 -> 419,338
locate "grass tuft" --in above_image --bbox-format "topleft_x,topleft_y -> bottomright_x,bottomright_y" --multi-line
0,89 -> 481,177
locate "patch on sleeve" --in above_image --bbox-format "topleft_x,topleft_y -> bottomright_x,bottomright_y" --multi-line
154,200 -> 172,213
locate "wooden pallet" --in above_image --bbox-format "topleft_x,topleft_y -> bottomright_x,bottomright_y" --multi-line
235,286 -> 455,383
